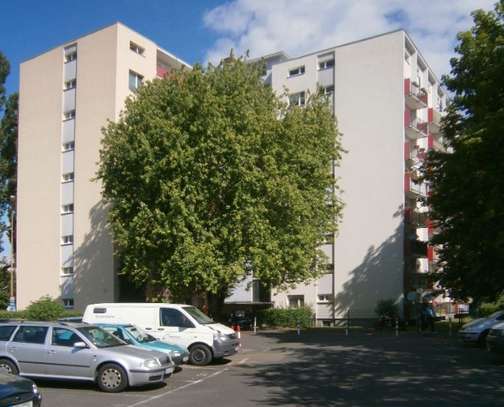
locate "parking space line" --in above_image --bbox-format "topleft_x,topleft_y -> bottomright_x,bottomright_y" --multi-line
125,368 -> 229,407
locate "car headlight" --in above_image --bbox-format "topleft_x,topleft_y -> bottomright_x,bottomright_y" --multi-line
143,358 -> 161,369
213,332 -> 228,341
32,383 -> 39,395
172,351 -> 181,357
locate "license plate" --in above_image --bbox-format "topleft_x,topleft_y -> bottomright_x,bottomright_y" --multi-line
165,367 -> 174,374
182,356 -> 189,362
12,402 -> 32,407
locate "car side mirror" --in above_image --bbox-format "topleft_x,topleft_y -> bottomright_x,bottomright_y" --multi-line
73,341 -> 88,349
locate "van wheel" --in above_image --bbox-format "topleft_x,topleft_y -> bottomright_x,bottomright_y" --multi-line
0,359 -> 18,375
189,344 -> 212,366
97,363 -> 128,392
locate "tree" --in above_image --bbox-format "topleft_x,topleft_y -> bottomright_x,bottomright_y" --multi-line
0,52 -> 9,111
424,1 -> 504,303
98,58 -> 343,308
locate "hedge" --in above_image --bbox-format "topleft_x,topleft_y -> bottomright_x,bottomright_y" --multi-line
0,296 -> 81,321
257,306 -> 313,328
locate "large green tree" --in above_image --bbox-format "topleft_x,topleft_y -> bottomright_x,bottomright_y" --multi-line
424,1 -> 504,303
98,58 -> 342,305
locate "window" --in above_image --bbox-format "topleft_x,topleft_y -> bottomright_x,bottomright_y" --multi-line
62,172 -> 74,182
323,233 -> 334,244
160,308 -> 194,328
318,294 -> 331,303
129,70 -> 143,92
288,295 -> 304,308
52,327 -> 80,346
13,326 -> 48,344
289,91 -> 305,107
93,307 -> 107,314
64,79 -> 76,90
61,235 -> 73,245
61,266 -> 74,275
64,51 -> 77,63
63,110 -> 75,120
62,299 -> 74,310
129,41 -> 145,56
321,85 -> 334,96
61,204 -> 74,214
0,326 -> 16,341
288,65 -> 305,77
62,141 -> 75,152
318,59 -> 334,70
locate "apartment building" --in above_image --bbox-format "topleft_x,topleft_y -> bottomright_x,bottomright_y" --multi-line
17,23 -> 189,310
230,30 -> 445,322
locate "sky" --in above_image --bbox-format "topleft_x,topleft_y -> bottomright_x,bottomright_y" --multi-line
0,0 -> 497,256
0,0 -> 496,97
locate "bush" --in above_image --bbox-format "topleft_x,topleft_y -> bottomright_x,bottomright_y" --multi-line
257,306 -> 313,328
24,296 -> 66,321
478,295 -> 504,317
375,299 -> 399,320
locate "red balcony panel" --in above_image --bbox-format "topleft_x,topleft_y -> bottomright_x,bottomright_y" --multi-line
428,134 -> 434,150
157,66 -> 168,78
404,109 -> 411,127
427,245 -> 434,261
404,141 -> 410,160
404,78 -> 410,96
404,207 -> 412,221
404,173 -> 411,193
428,108 -> 434,122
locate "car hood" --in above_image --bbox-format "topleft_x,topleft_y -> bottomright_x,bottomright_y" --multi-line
102,344 -> 167,360
149,341 -> 188,353
462,318 -> 498,330
0,372 -> 34,399
207,323 -> 235,335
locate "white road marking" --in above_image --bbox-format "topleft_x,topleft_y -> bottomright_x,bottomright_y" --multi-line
125,368 -> 228,407
238,358 -> 249,365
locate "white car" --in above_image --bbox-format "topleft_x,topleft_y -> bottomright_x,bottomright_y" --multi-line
83,303 -> 240,365
458,311 -> 504,346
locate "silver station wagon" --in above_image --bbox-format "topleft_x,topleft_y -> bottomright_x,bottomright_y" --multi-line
0,322 -> 174,392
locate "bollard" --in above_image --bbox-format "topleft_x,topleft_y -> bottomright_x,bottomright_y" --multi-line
253,316 -> 257,334
296,321 -> 301,336
395,318 -> 399,337
449,317 -> 452,337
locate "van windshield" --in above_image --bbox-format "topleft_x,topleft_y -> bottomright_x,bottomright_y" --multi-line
183,306 -> 214,324
125,326 -> 156,343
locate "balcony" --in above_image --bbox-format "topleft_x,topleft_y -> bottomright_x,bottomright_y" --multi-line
404,142 -> 427,170
404,78 -> 428,110
428,108 -> 442,134
156,65 -> 169,78
405,118 -> 428,140
405,173 -> 428,198
404,207 -> 429,227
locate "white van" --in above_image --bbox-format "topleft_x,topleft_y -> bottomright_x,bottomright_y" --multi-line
83,303 -> 239,365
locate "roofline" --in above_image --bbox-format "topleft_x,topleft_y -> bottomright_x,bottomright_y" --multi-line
21,21 -> 191,69
247,51 -> 290,63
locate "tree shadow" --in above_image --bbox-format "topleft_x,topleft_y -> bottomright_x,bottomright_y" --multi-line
239,331 -> 504,406
333,207 -> 405,319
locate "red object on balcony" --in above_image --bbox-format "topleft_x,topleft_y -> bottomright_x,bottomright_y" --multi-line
428,108 -> 433,122
157,66 -> 168,78
427,245 -> 434,261
428,134 -> 434,150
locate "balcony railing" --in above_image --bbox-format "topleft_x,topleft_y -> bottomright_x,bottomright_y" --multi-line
404,78 -> 428,110
405,118 -> 428,140
428,108 -> 442,134
405,173 -> 428,198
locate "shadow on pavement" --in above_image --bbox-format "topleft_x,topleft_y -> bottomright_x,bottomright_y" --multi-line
240,330 -> 504,406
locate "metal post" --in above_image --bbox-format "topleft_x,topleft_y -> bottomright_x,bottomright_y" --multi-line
449,317 -> 452,337
345,310 -> 350,336
296,321 -> 300,336
253,316 -> 257,334
395,318 -> 399,337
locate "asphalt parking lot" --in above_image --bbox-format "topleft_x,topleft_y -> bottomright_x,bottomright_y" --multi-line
36,330 -> 504,406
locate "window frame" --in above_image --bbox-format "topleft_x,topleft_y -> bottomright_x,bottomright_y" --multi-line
317,294 -> 332,303
61,203 -> 74,214
0,325 -> 16,341
288,65 -> 305,78
62,141 -> 75,152
64,79 -> 76,90
63,110 -> 76,121
61,266 -> 74,275
128,70 -> 144,92
289,91 -> 306,107
62,172 -> 74,183
61,235 -> 73,245
51,327 -> 80,347
129,41 -> 145,56
12,326 -> 49,345
318,59 -> 334,70
62,299 -> 74,310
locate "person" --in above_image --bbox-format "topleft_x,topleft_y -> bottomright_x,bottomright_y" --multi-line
421,302 -> 436,332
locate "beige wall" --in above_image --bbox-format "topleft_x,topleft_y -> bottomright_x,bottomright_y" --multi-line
17,48 -> 64,308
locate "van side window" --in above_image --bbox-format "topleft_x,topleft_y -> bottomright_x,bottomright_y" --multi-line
160,308 -> 194,328
13,326 -> 48,344
0,326 -> 16,341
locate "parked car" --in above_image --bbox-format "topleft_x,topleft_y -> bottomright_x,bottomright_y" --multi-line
228,310 -> 253,330
83,303 -> 240,366
0,321 -> 174,393
97,324 -> 189,367
458,310 -> 504,346
0,371 -> 42,406
486,322 -> 504,356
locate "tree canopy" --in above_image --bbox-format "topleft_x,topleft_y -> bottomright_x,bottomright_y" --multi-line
98,58 -> 343,302
424,1 -> 504,303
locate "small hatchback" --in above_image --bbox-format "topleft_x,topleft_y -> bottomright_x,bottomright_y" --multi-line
0,322 -> 174,392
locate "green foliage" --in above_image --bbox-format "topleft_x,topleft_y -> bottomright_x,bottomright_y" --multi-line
24,296 -> 65,321
374,299 -> 399,320
423,1 -> 504,303
0,52 -> 9,111
98,57 -> 343,299
0,309 -> 81,321
257,306 -> 313,328
478,295 -> 504,316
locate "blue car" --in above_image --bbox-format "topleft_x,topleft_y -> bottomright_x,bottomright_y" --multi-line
98,324 -> 189,366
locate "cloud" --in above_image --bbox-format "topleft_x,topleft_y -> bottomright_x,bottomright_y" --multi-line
203,0 -> 495,77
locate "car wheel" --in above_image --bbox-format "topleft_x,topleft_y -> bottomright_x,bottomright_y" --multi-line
478,330 -> 489,348
189,344 -> 212,366
0,358 -> 18,375
97,363 -> 128,393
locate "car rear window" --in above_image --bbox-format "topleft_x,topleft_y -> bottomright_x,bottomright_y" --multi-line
0,326 -> 15,341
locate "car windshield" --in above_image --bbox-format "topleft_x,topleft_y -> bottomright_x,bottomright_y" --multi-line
77,326 -> 126,348
182,306 -> 214,324
125,326 -> 156,343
